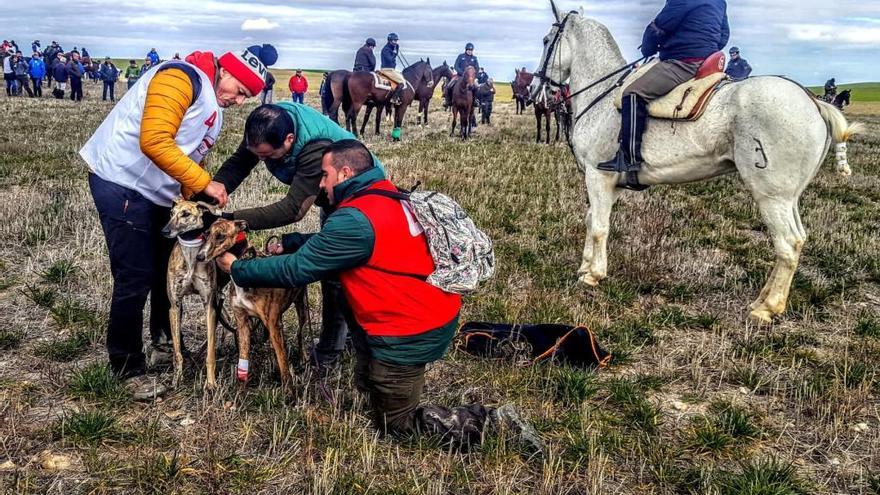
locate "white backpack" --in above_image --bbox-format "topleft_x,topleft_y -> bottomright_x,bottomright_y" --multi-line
351,186 -> 495,294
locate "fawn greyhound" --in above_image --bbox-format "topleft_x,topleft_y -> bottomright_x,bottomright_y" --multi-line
197,218 -> 308,391
161,198 -> 229,390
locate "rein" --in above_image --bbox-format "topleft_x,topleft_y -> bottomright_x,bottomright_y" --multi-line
534,11 -> 648,125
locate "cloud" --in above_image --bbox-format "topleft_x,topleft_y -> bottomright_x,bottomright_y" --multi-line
241,18 -> 280,31
785,23 -> 880,45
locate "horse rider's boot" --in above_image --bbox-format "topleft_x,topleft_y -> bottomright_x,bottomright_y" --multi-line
597,93 -> 648,175
391,85 -> 403,105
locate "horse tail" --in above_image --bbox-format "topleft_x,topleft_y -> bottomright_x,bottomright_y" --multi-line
815,99 -> 864,176
341,73 -> 352,113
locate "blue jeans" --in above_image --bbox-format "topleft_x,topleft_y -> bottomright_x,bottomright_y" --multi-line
89,174 -> 175,377
292,92 -> 304,104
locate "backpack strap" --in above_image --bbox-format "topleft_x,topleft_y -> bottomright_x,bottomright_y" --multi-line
348,187 -> 410,202
157,62 -> 202,105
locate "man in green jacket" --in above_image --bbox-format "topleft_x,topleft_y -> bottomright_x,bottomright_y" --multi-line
216,140 -> 543,451
211,103 -> 382,374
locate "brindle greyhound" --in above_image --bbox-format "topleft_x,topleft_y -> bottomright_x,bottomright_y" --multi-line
197,219 -> 308,392
161,198 -> 227,390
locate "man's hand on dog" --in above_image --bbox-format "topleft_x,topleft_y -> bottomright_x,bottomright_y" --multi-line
217,253 -> 237,273
202,181 -> 229,208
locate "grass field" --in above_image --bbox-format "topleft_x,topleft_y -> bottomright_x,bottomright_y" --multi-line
0,78 -> 878,494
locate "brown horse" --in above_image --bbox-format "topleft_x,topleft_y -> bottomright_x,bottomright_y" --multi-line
415,60 -> 454,126
360,60 -> 434,138
450,66 -> 477,140
511,69 -> 534,115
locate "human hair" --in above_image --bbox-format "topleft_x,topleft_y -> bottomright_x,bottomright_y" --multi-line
244,104 -> 296,150
322,139 -> 373,173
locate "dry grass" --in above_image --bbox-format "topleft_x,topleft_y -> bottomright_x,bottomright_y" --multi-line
0,82 -> 878,494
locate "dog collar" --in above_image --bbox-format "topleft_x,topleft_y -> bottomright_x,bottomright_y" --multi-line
178,235 -> 205,248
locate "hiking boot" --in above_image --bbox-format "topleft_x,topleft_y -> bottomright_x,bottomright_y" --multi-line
148,337 -> 190,370
125,374 -> 168,401
489,404 -> 545,454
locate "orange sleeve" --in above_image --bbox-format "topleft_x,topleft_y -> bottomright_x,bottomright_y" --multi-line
139,68 -> 212,195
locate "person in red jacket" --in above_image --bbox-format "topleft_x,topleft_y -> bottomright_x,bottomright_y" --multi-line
288,69 -> 308,104
219,139 -> 544,452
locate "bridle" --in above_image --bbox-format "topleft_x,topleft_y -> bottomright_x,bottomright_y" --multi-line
535,12 -> 648,125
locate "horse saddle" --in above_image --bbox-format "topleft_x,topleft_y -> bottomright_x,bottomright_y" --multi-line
614,51 -> 728,121
372,72 -> 408,92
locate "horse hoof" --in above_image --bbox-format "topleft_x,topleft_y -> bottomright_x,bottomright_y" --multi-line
578,273 -> 601,287
748,308 -> 774,325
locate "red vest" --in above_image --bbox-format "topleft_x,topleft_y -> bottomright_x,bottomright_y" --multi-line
339,180 -> 461,337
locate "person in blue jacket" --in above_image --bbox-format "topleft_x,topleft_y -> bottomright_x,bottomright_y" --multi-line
28,51 -> 45,97
598,0 -> 729,181
724,46 -> 752,81
378,33 -> 406,105
454,43 -> 479,76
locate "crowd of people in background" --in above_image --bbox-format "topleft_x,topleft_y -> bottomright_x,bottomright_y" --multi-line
1,40 -> 173,102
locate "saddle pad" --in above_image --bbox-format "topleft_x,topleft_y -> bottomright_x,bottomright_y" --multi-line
372,72 -> 393,91
614,61 -> 728,121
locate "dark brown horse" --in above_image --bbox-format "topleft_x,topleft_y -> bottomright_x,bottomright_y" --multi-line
360,60 -> 434,138
415,60 -> 454,126
511,69 -> 534,115
332,61 -> 431,140
450,66 -> 477,140
321,69 -> 350,124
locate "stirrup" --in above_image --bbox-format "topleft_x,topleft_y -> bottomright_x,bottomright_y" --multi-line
596,151 -> 626,172
621,171 -> 649,191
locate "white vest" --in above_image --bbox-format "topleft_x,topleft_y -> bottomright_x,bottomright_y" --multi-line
79,60 -> 223,207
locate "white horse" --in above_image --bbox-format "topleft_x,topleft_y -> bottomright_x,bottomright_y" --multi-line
536,1 -> 862,323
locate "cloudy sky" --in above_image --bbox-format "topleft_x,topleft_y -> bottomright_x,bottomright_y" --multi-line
7,0 -> 878,85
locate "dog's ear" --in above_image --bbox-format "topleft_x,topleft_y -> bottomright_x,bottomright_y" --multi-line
195,201 -> 222,216
234,220 -> 249,233
172,196 -> 184,205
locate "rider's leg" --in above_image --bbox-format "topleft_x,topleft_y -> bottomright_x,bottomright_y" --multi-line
597,60 -> 699,174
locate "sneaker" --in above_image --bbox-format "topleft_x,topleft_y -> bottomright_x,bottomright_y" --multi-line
490,404 -> 545,454
125,374 -> 168,401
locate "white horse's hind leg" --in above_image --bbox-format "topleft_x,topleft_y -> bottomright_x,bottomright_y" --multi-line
578,172 -> 622,286
749,198 -> 804,323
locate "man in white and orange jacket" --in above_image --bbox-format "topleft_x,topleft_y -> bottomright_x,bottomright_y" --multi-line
79,44 -> 277,398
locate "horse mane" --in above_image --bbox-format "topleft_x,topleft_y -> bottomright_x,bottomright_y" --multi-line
403,60 -> 428,76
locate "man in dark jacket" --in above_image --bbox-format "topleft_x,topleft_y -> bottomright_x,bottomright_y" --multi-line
217,139 -> 544,452
598,0 -> 729,182
353,38 -> 377,72
67,51 -> 84,101
99,57 -> 119,101
824,78 -> 837,100
724,46 -> 751,81
260,70 -> 275,104
13,52 -> 34,97
476,67 -> 489,85
378,33 -> 406,104
51,54 -> 69,98
454,43 -> 479,76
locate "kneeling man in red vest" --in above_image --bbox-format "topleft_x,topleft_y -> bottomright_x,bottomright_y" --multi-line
216,139 -> 542,451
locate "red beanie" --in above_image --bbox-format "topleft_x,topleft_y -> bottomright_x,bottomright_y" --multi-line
218,48 -> 270,97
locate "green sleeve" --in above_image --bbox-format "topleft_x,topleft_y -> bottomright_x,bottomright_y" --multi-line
231,208 -> 374,288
